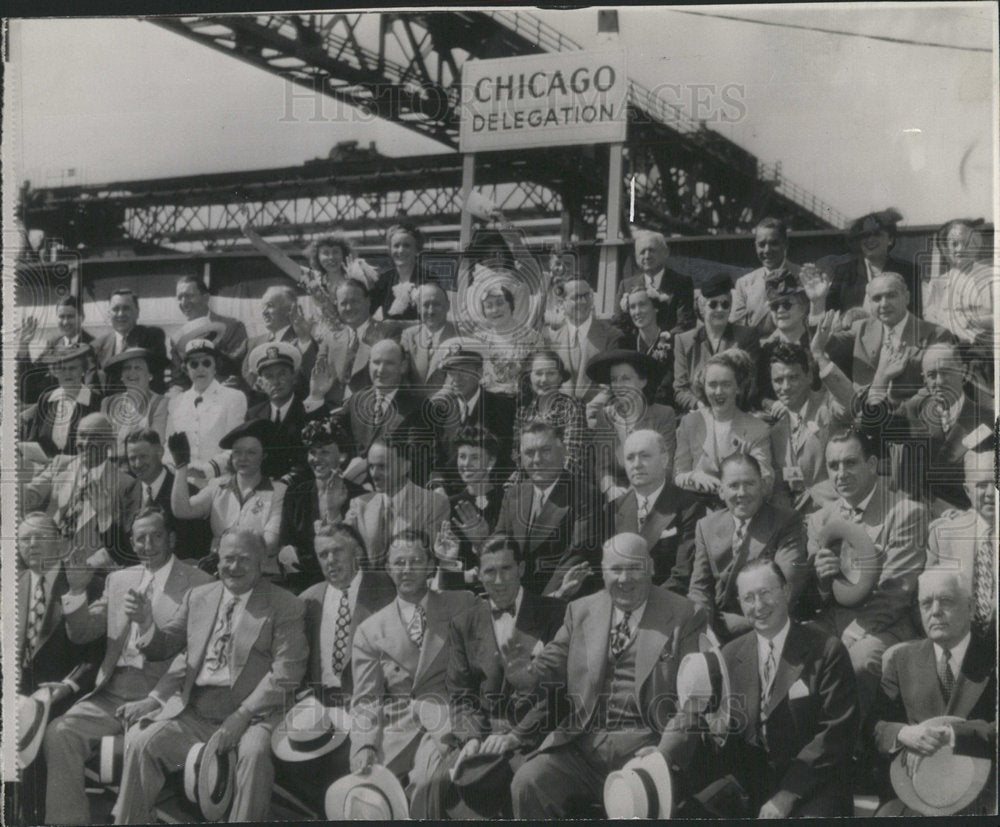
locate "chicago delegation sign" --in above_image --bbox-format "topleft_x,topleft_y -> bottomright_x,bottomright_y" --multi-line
459,50 -> 628,152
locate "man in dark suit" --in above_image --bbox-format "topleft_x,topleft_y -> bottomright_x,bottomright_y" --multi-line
614,230 -> 697,333
613,429 -> 704,593
426,348 -> 516,493
664,558 -> 859,818
91,289 -> 168,390
687,453 -> 808,642
244,341 -> 310,480
495,420 -> 604,599
120,428 -> 211,562
241,284 -> 318,402
17,295 -> 98,405
113,528 -> 308,824
872,567 -> 996,815
41,506 -> 212,825
411,535 -> 567,818
274,523 -> 395,812
510,533 -> 707,818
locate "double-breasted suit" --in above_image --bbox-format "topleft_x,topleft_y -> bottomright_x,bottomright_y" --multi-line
545,317 -> 624,402
400,321 -> 458,388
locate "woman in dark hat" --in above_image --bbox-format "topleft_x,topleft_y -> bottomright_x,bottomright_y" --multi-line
169,418 -> 286,574
674,348 -> 773,500
584,349 -> 677,499
100,347 -> 169,455
514,348 -> 588,477
23,344 -> 103,457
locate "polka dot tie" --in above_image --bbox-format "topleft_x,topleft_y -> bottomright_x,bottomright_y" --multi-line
331,592 -> 351,676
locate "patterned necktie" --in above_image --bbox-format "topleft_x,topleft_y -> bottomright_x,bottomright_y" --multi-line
374,391 -> 386,422
208,596 -> 238,671
637,496 -> 650,530
61,468 -> 90,540
761,639 -> 777,708
973,534 -> 995,635
23,577 -> 47,667
610,611 -> 633,659
789,412 -> 804,449
733,519 -> 749,552
331,591 -> 351,676
407,604 -> 426,648
839,502 -> 863,523
938,648 -> 955,701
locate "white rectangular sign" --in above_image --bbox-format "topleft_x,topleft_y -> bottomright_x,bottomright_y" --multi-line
459,50 -> 628,153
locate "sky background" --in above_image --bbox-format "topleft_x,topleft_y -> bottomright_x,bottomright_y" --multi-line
6,3 -> 996,227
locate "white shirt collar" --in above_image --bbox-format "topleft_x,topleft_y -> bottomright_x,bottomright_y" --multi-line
463,388 -> 482,416
192,379 -> 220,399
532,480 -> 559,508
271,396 -> 295,420
846,480 -> 879,515
756,618 -> 792,667
885,313 -> 910,341
644,269 -> 666,291
490,586 -> 524,617
612,600 -> 646,630
325,570 -> 363,606
396,593 -> 427,626
933,632 -> 971,670
145,467 -> 169,501
271,325 -> 291,342
565,314 -> 593,341
140,554 -> 176,593
636,481 -> 666,510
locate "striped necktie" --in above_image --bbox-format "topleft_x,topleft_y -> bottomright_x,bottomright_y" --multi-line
23,577 -> 47,667
973,534 -> 995,636
938,648 -> 955,701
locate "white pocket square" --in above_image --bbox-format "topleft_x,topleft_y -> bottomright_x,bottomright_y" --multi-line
659,527 -> 678,539
788,679 -> 809,700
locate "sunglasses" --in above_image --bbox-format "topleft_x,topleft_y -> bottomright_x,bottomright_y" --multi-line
769,299 -> 794,312
185,358 -> 215,369
706,298 -> 731,310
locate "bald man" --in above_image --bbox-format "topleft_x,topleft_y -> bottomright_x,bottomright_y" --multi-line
510,533 -> 707,818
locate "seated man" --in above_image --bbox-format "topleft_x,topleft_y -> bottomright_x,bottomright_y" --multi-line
494,420 -> 604,598
17,295 -> 98,406
509,533 -> 707,818
400,283 -> 458,388
242,284 -> 318,402
665,559 -> 859,818
613,429 -> 704,593
411,535 -> 567,819
275,523 -> 395,812
807,427 -> 928,719
24,413 -> 135,568
41,506 -> 211,825
872,567 -> 996,816
688,453 -> 808,642
113,528 -> 307,824
245,340 -> 310,480
346,433 -> 450,570
730,218 -> 801,336
91,289 -> 168,391
927,451 -> 996,642
350,531 -> 476,792
614,230 -> 697,334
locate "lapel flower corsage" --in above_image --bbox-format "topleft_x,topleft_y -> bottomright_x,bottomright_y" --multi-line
389,282 -> 417,316
250,496 -> 266,517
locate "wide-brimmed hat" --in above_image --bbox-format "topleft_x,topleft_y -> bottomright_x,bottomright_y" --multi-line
447,750 -> 515,819
99,734 -> 124,784
271,696 -> 350,762
603,749 -> 673,818
585,349 -> 660,386
17,690 -> 53,769
183,729 -> 236,822
676,633 -> 732,740
846,208 -> 903,239
890,715 -> 993,816
816,518 -> 881,607
219,418 -> 278,451
249,341 -> 302,376
103,346 -> 169,377
324,764 -> 409,820
45,342 -> 92,366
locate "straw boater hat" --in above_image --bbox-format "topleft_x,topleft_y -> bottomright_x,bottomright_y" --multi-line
271,695 -> 350,762
98,734 -> 124,785
890,715 -> 993,816
815,519 -> 881,607
676,632 -> 732,741
249,341 -> 302,376
17,690 -> 53,770
183,729 -> 236,822
324,764 -> 409,820
603,750 -> 673,819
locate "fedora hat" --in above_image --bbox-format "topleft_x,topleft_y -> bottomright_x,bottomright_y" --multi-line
816,518 -> 881,607
183,729 -> 236,822
445,750 -> 514,819
271,695 -> 349,762
98,734 -> 124,785
585,349 -> 661,387
890,715 -> 992,816
103,346 -> 169,377
676,633 -> 732,740
325,764 -> 409,820
17,690 -> 53,770
603,749 -> 673,819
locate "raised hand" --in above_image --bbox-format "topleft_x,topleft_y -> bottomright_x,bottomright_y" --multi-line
798,263 -> 831,306
166,432 -> 191,468
290,301 -> 315,343
124,586 -> 153,632
433,520 -> 461,565
309,353 -> 336,400
814,547 -> 841,581
64,545 -> 96,594
878,346 -> 913,381
19,315 -> 39,347
554,562 -> 590,599
452,501 -> 490,546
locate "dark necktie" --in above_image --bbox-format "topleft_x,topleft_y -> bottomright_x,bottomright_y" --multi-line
194,395 -> 204,408
208,597 -> 238,671
610,611 -> 633,659
331,591 -> 351,676
761,639 -> 777,708
938,648 -> 955,701
144,483 -> 154,507
23,577 -> 47,667
491,605 -> 515,621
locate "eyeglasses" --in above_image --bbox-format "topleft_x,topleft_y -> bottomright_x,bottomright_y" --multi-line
739,587 -> 781,607
707,298 -> 732,310
186,358 -> 214,369
768,299 -> 794,312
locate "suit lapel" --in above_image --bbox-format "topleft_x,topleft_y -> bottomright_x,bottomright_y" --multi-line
617,489 -> 639,532
530,486 -> 568,551
381,602 -> 421,679
761,624 -> 806,719
189,584 -> 223,677
861,319 -> 884,366
640,488 -> 676,550
947,645 -> 990,718
231,583 -> 269,683
583,593 -> 613,719
635,591 -> 671,694
731,633 -> 761,733
414,593 -> 447,688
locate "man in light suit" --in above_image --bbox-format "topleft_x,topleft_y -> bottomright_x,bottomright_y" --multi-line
350,531 -> 476,790
926,451 -> 996,642
872,567 -> 996,815
112,528 -> 307,824
91,289 -> 168,391
808,428 -> 928,718
509,533 -> 708,818
41,506 -> 211,825
664,559 -> 859,818
546,279 -> 624,402
169,276 -> 249,391
242,284 -> 318,401
613,429 -> 704,593
730,217 -> 802,336
688,453 -> 808,642
400,283 -> 458,388
346,433 -> 450,569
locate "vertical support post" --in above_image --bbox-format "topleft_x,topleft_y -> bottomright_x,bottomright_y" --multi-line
596,142 -> 624,317
459,153 -> 476,251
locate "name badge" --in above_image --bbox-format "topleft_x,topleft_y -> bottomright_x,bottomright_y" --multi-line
783,465 -> 805,491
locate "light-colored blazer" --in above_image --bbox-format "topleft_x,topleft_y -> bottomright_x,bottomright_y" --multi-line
730,261 -> 801,331
588,399 -> 678,485
674,407 -> 774,492
546,317 -> 624,402
315,319 -> 400,405
346,481 -> 450,568
400,322 -> 458,387
143,578 -> 307,722
64,558 -> 211,698
927,509 -> 996,619
350,590 -> 477,772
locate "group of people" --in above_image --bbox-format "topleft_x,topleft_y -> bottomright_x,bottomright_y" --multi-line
12,206 -> 996,822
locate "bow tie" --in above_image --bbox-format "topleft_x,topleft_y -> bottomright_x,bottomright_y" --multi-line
491,605 -> 515,621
